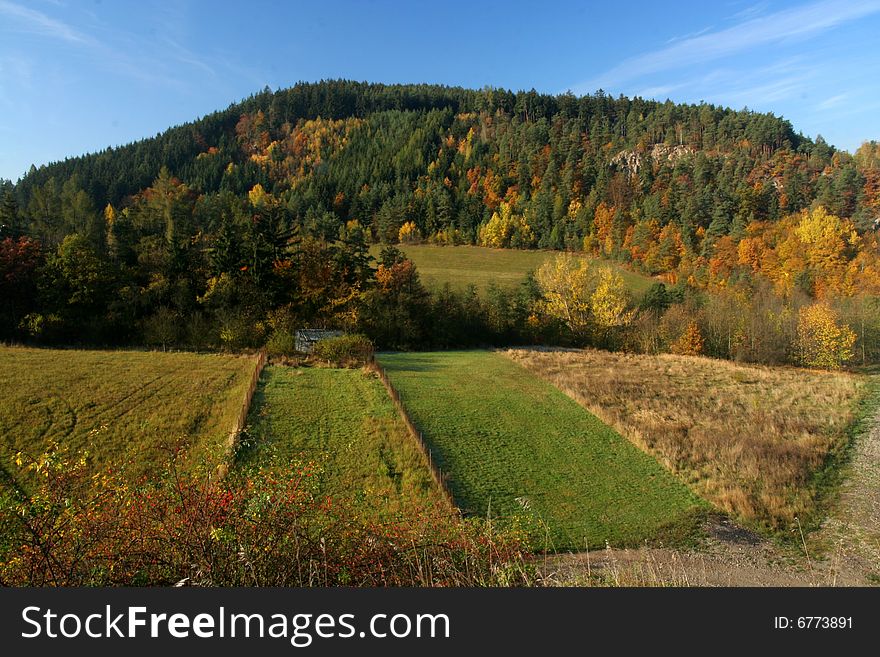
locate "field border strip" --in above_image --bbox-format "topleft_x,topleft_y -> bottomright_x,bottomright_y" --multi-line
216,350 -> 268,480
367,359 -> 457,510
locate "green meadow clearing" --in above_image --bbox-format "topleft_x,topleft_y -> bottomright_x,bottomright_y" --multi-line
0,347 -> 259,487
376,350 -> 705,549
374,244 -> 654,296
237,366 -> 448,517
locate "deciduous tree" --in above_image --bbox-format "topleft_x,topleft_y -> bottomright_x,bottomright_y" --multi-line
796,303 -> 856,369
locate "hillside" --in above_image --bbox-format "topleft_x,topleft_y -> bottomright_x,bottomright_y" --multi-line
7,82 -> 877,246
378,244 -> 654,295
5,81 -> 878,249
1,81 -> 879,361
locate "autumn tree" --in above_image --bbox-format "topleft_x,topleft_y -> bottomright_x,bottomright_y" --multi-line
834,295 -> 880,365
671,321 -> 704,356
535,253 -> 594,337
796,303 -> 856,369
794,206 -> 857,296
478,202 -> 534,248
398,221 -> 422,244
359,258 -> 430,349
0,236 -> 42,337
590,202 -> 617,256
590,267 -> 635,346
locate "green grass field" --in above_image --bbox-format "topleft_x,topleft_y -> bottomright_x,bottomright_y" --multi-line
236,366 -> 448,517
0,347 -> 258,487
373,244 -> 654,296
376,350 -> 705,549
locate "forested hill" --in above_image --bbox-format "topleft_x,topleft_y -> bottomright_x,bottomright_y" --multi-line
7,79 -> 874,254
2,80 -> 880,357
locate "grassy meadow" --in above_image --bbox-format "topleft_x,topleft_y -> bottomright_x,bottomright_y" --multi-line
505,348 -> 867,533
376,350 -> 705,549
375,244 -> 654,296
236,366 -> 449,518
0,346 -> 259,487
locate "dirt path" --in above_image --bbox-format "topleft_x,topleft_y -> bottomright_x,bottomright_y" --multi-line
542,396 -> 880,587
540,516 -> 816,586
811,399 -> 880,586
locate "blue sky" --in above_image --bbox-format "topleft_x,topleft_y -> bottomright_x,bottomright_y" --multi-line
1,0 -> 878,181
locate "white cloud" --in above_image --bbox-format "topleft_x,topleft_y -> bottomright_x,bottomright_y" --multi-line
816,93 -> 848,110
726,2 -> 770,22
711,76 -> 811,107
570,0 -> 880,94
664,26 -> 713,45
160,37 -> 217,78
636,84 -> 682,99
0,0 -> 227,91
0,0 -> 92,45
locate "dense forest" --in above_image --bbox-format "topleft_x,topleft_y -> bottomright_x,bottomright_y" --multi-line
2,80 -> 879,365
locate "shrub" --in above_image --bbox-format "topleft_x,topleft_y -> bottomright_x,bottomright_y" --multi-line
312,334 -> 374,366
265,330 -> 297,357
18,313 -> 63,342
0,444 -> 533,587
218,312 -> 265,351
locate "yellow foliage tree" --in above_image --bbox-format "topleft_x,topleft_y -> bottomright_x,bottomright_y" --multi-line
477,202 -> 534,248
795,206 -> 858,296
854,140 -> 880,171
593,202 -> 616,256
104,203 -> 119,260
103,203 -> 116,225
248,183 -> 275,208
736,236 -> 764,269
796,303 -> 856,369
671,321 -> 704,356
590,267 -> 635,332
398,221 -> 421,244
535,253 -> 593,335
796,206 -> 852,246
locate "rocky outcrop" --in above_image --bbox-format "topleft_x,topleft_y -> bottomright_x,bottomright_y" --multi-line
611,143 -> 696,176
649,143 -> 695,165
610,149 -> 644,175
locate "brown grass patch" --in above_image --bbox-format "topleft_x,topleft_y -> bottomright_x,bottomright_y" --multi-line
504,348 -> 866,533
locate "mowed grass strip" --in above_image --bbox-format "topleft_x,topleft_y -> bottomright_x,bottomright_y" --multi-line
376,351 -> 704,549
505,348 -> 867,533
374,244 -> 653,296
236,366 -> 448,517
0,346 -> 258,485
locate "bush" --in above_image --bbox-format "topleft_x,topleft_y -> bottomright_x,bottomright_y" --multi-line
265,330 -> 297,357
311,334 -> 374,366
217,311 -> 265,351
0,444 -> 533,587
18,312 -> 63,342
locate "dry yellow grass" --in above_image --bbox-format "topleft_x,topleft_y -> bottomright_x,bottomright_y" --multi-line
0,346 -> 259,486
504,348 -> 867,533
